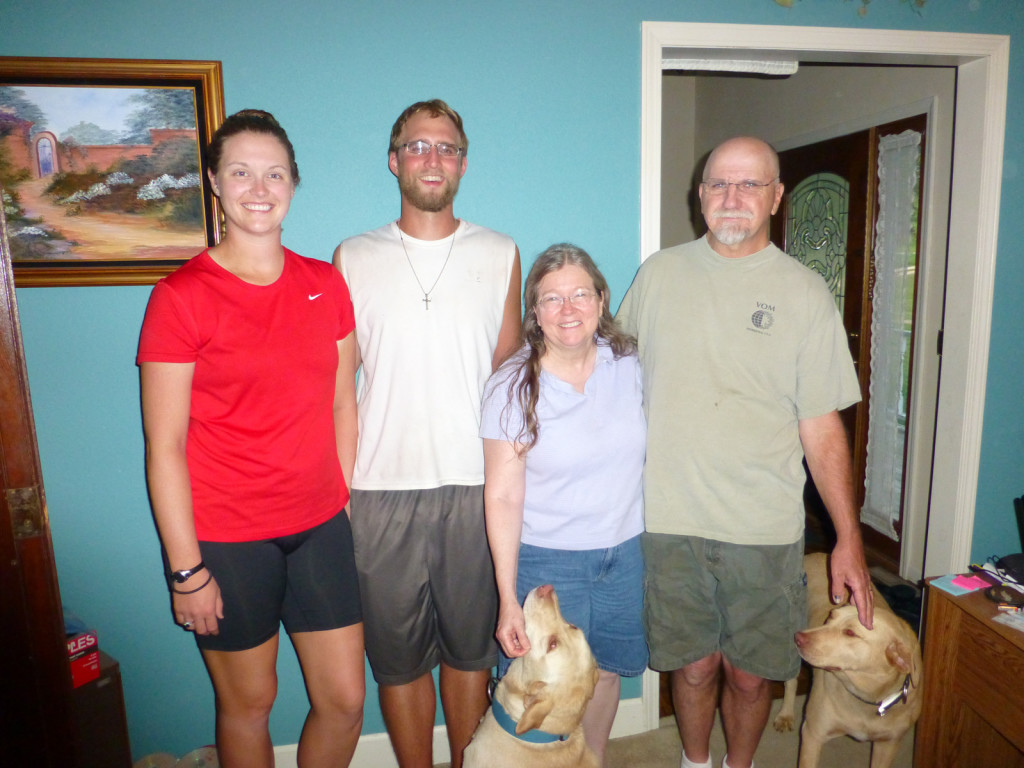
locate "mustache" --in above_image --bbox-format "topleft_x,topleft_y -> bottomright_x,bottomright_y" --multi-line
711,209 -> 755,220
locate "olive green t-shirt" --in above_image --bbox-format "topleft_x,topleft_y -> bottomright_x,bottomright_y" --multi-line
617,236 -> 860,545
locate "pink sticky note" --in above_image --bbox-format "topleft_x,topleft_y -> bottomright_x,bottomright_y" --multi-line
951,574 -> 990,591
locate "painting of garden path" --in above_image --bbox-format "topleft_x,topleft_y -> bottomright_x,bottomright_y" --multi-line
0,85 -> 209,262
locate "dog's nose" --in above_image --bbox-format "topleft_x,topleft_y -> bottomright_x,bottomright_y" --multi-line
536,584 -> 554,599
794,631 -> 808,648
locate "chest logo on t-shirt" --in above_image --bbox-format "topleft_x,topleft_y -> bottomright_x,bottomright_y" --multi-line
748,301 -> 775,335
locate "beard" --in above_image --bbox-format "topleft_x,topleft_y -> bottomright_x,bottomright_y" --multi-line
399,174 -> 460,213
708,209 -> 754,246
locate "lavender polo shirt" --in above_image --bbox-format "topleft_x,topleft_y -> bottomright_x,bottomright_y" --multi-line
481,342 -> 646,550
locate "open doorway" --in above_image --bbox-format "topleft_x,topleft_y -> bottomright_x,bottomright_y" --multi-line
634,21 -> 1008,733
772,115 -> 930,577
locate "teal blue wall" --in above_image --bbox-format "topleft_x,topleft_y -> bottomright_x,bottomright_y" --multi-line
4,0 -> 1022,759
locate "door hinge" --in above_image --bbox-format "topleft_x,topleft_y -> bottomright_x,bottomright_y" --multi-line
6,486 -> 43,539
936,329 -> 944,356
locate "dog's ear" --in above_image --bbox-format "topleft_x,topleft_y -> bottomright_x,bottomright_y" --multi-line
885,639 -> 913,673
526,679 -> 547,696
517,682 -> 554,734
568,682 -> 596,709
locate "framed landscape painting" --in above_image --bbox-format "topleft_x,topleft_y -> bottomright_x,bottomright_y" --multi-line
0,57 -> 225,286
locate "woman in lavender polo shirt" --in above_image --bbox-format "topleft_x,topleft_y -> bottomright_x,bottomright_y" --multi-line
481,243 -> 647,766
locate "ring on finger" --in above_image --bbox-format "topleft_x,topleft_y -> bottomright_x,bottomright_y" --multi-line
183,620 -> 193,630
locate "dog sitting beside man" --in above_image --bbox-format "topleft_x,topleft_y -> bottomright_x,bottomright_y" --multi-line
775,552 -> 923,768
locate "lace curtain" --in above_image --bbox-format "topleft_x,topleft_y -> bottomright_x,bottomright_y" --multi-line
861,130 -> 921,538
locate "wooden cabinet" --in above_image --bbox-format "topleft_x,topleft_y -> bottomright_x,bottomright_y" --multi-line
915,582 -> 1024,766
73,651 -> 132,768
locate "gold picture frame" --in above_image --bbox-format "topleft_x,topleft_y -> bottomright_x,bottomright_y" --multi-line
0,57 -> 225,286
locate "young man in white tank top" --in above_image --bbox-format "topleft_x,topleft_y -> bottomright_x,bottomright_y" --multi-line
334,100 -> 521,768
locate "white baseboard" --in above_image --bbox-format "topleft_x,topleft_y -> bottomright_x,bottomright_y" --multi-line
272,696 -> 650,768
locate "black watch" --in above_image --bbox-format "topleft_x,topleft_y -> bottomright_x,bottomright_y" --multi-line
170,561 -> 206,584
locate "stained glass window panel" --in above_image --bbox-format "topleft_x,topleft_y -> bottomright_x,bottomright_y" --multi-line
786,172 -> 849,313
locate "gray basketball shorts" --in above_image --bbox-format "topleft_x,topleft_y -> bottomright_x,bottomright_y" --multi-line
349,485 -> 499,685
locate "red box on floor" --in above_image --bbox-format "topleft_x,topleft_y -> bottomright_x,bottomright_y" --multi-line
67,630 -> 100,688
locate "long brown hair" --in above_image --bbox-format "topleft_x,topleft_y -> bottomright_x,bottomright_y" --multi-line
496,243 -> 636,455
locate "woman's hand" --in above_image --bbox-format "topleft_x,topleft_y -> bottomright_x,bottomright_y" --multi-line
172,575 -> 224,635
496,599 -> 530,658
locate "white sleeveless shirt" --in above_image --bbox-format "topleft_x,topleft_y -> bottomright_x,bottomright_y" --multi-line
338,220 -> 517,490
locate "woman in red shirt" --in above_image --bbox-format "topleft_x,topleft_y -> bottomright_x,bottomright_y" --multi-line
138,110 -> 363,767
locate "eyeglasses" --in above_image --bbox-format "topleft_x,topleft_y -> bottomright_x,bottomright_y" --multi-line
701,178 -> 778,196
536,290 -> 599,312
397,140 -> 465,158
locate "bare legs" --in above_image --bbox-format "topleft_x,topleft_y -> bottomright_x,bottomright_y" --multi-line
582,669 -> 621,766
671,652 -> 770,768
203,636 -> 279,768
202,624 -> 365,768
291,625 -> 365,767
379,673 -> 435,767
718,656 -> 771,767
379,662 -> 491,768
440,665 -> 491,768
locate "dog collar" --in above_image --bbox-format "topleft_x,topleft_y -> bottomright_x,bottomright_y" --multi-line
491,698 -> 569,743
875,674 -> 913,717
849,673 -> 912,716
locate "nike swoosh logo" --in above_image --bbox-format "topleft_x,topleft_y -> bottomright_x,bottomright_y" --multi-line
308,293 -> 323,300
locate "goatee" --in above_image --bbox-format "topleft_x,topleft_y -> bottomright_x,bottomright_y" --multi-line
710,223 -> 751,246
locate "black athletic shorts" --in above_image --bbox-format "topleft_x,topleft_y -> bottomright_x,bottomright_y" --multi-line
195,510 -> 361,652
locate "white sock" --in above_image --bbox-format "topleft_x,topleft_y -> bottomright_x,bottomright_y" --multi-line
721,756 -> 754,768
680,753 -> 713,768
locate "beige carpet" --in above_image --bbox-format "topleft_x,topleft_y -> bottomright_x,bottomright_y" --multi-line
603,695 -> 914,768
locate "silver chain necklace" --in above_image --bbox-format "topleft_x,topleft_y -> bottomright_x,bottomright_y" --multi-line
399,225 -> 456,310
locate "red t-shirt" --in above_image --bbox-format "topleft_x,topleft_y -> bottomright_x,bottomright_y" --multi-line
138,249 -> 355,542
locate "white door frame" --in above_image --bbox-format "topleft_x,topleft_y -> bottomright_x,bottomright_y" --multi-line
638,21 -> 1008,732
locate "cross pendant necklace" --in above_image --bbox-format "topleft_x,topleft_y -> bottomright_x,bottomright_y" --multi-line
399,225 -> 456,311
